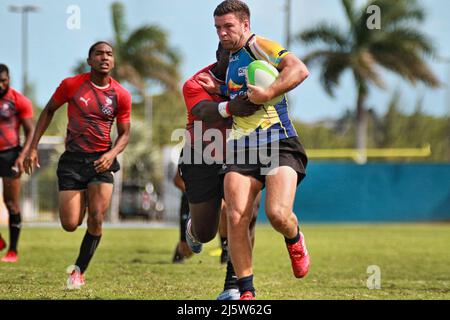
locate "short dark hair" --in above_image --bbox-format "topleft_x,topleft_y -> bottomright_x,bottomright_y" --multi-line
0,64 -> 9,75
214,0 -> 250,22
88,41 -> 113,58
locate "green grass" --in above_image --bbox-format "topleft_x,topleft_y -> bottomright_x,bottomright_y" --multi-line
1,224 -> 450,299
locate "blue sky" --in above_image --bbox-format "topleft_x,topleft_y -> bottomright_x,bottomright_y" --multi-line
1,0 -> 449,122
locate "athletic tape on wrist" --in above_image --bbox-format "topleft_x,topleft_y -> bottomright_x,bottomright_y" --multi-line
218,102 -> 230,118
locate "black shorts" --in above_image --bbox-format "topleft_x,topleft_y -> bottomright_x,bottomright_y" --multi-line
0,146 -> 21,178
57,151 -> 120,191
223,136 -> 308,186
179,148 -> 224,204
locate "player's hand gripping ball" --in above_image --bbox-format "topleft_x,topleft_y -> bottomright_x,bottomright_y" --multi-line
245,60 -> 284,106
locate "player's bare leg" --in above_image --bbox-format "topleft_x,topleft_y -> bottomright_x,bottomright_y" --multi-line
86,182 -> 112,236
65,183 -> 112,289
185,197 -> 222,253
265,166 -> 310,278
59,189 -> 88,289
172,192 -> 193,263
1,177 -> 22,263
218,191 -> 260,300
224,172 -> 261,298
59,190 -> 87,232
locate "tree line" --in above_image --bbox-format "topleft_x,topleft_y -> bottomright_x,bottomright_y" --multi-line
29,0 -> 448,205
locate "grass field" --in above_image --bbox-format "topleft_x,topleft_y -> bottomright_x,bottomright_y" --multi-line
0,223 -> 449,300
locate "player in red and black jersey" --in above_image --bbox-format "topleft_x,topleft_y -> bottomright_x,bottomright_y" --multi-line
24,42 -> 132,289
179,44 -> 262,299
0,64 -> 35,263
181,44 -> 259,241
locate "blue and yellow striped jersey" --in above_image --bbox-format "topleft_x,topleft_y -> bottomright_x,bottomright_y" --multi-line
224,34 -> 298,147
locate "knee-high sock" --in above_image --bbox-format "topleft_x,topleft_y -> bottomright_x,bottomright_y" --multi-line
75,231 -> 102,273
9,212 -> 21,253
179,193 -> 189,242
223,259 -> 238,290
237,274 -> 256,296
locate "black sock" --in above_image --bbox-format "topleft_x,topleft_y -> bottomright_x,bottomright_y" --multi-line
9,213 -> 21,253
179,193 -> 189,242
285,226 -> 300,245
237,275 -> 255,296
223,260 -> 238,290
220,237 -> 227,250
75,232 -> 102,273
220,237 -> 228,264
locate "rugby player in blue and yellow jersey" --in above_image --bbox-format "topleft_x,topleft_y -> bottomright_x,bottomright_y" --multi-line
181,43 -> 261,300
198,0 -> 311,300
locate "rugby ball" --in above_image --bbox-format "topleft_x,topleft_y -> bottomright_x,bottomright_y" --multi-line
246,60 -> 284,106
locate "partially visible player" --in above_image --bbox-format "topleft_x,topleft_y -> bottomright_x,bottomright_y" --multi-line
24,42 -> 132,289
0,63 -> 35,263
181,43 -> 260,253
218,205 -> 228,264
180,43 -> 261,300
199,0 -> 311,300
171,169 -> 193,263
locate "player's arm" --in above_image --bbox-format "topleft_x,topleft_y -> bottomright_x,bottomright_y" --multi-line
24,98 -> 64,174
94,122 -> 130,173
192,95 -> 262,122
14,118 -> 35,173
173,169 -> 185,192
247,54 -> 309,104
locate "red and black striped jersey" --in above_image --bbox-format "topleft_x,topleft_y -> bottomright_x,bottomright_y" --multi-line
52,73 -> 132,153
0,87 -> 33,151
182,63 -> 231,148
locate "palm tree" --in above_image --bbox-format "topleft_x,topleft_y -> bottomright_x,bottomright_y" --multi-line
75,2 -> 182,221
75,2 -> 181,94
110,2 -> 180,94
297,0 -> 439,163
110,2 -> 182,222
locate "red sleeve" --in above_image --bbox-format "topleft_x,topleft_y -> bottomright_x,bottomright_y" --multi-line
52,78 -> 70,104
15,93 -> 33,119
116,89 -> 132,124
182,78 -> 214,113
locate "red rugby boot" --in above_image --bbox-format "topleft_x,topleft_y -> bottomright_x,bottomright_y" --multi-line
286,232 -> 310,278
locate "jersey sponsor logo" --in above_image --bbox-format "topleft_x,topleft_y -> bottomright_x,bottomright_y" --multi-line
0,103 -> 13,118
238,67 -> 247,77
230,91 -> 247,100
101,106 -> 114,116
101,97 -> 114,116
227,79 -> 244,92
1,103 -> 10,111
79,97 -> 91,107
229,55 -> 239,62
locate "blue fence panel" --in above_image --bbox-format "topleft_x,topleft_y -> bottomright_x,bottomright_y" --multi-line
258,163 -> 450,222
